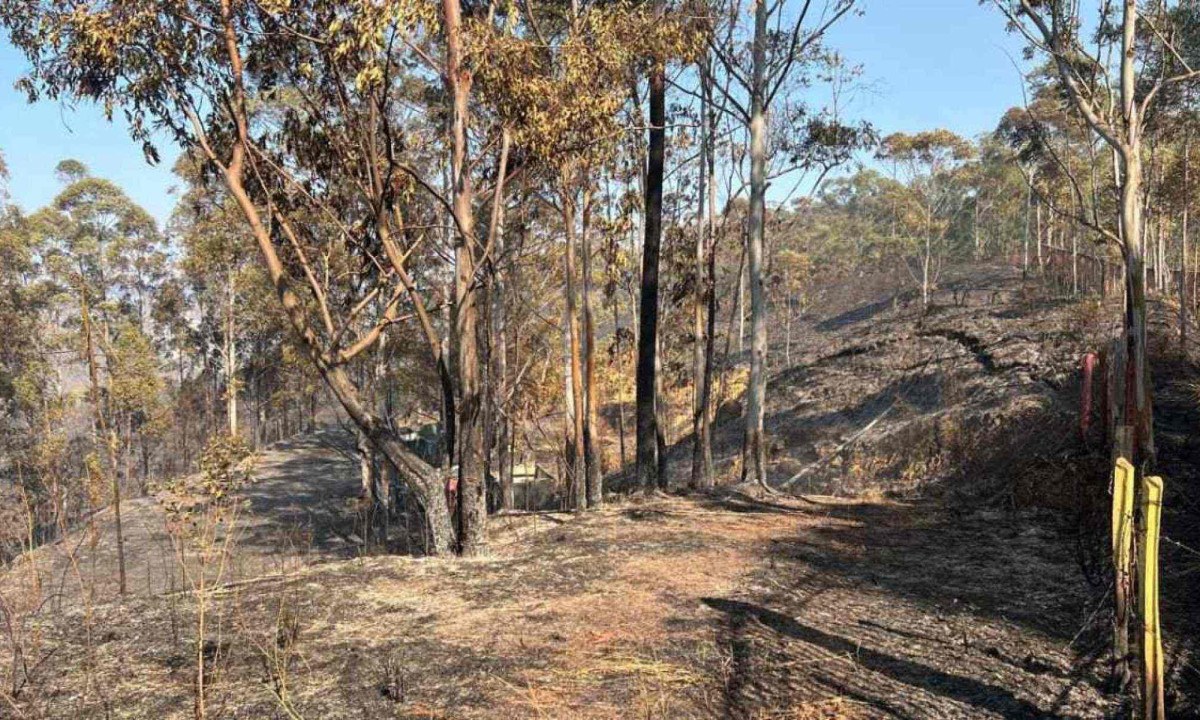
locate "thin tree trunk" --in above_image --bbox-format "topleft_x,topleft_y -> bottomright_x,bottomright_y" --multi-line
655,323 -> 669,489
718,233 -> 748,426
1072,224 -> 1079,296
974,197 -> 982,259
492,134 -> 514,512
743,0 -> 769,489
444,0 -> 486,554
691,61 -> 715,491
562,182 -> 588,511
1182,134 -> 1190,349
1023,173 -> 1032,279
1035,197 -> 1043,271
80,286 -> 125,594
225,275 -> 238,437
614,301 -> 629,471
737,254 -> 746,354
582,190 -> 603,507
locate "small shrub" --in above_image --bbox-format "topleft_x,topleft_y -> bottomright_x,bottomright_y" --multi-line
198,434 -> 253,503
156,433 -> 253,720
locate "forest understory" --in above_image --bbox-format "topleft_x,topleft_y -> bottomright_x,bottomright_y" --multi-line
5,265 -> 1198,719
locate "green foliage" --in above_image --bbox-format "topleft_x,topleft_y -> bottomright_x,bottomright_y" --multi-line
878,129 -> 975,168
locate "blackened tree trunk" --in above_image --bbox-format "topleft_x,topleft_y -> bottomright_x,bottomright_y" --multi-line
582,191 -> 603,506
637,64 -> 666,492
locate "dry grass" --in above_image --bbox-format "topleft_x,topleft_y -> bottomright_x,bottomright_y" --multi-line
0,474 -> 1119,719
0,266 -> 1138,719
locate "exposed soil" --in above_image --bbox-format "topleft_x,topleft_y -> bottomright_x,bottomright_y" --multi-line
0,485 -> 1114,719
4,264 -> 1199,718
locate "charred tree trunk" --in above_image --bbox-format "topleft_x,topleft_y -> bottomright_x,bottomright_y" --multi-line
582,191 -> 603,507
563,183 -> 588,511
636,64 -> 666,492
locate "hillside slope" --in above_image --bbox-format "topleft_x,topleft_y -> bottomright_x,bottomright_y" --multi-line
3,265 -> 1184,719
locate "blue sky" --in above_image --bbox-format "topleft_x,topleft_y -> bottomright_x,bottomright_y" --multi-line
0,43 -> 181,223
824,1 -> 1029,137
0,1 -> 1028,226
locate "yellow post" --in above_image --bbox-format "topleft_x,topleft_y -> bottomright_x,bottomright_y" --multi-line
1140,475 -> 1165,720
1113,457 -> 1135,688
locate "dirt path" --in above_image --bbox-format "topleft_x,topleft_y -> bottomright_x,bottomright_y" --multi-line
3,447 -> 1113,718
1,269 -> 1133,718
5,429 -> 365,603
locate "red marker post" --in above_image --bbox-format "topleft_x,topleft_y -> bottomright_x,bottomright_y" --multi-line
1081,352 -> 1097,441
445,474 -> 459,513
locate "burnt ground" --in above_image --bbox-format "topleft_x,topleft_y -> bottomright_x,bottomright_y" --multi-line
0,490 -> 1116,719
687,264 -> 1116,507
1,263 -> 1197,718
1145,339 -> 1200,716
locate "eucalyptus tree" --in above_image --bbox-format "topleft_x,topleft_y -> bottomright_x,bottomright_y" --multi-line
172,154 -> 262,438
0,151 -> 70,535
994,0 -> 1200,470
0,0 -> 518,554
706,0 -> 862,487
473,3 -> 698,502
994,1 -> 1200,699
877,130 -> 975,307
967,135 -> 1028,264
27,162 -> 166,595
637,7 -> 669,492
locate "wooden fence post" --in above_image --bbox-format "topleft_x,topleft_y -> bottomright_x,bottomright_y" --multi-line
1113,457 -> 1136,690
1141,475 -> 1165,720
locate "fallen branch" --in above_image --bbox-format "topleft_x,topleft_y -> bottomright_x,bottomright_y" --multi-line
778,402 -> 895,490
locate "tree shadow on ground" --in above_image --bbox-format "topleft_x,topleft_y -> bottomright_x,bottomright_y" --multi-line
815,289 -> 918,332
702,597 -> 1073,719
236,429 -> 365,558
696,496 -> 1115,718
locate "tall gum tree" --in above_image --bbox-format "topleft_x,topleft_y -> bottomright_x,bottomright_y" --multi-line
29,162 -> 165,594
0,0 -> 517,554
993,0 -> 1200,466
993,0 -> 1200,696
877,130 -> 975,308
470,4 -> 700,502
705,0 -> 863,487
